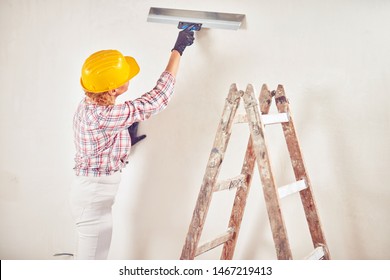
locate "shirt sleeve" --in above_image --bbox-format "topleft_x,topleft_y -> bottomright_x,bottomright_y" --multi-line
99,71 -> 176,132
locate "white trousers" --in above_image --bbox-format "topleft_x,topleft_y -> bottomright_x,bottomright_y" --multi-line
69,172 -> 121,260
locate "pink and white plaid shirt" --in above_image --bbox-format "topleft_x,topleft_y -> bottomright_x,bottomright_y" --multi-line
73,71 -> 175,176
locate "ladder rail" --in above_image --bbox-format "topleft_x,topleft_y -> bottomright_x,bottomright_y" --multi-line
275,85 -> 330,259
221,84 -> 274,259
220,137 -> 255,259
242,84 -> 292,260
180,84 -> 242,260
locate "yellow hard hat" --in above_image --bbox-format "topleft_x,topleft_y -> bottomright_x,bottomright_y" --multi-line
80,49 -> 140,93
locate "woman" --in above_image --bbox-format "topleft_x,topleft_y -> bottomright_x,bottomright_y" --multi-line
70,27 -> 194,259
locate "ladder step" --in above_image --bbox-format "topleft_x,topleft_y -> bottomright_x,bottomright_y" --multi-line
195,228 -> 235,257
278,179 -> 307,199
214,174 -> 246,192
233,114 -> 248,124
234,113 -> 289,125
263,113 -> 289,125
305,246 -> 326,260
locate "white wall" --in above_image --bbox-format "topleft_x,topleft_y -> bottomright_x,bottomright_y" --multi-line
0,0 -> 389,260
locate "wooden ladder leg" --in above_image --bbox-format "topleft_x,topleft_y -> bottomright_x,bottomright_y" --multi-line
275,85 -> 330,259
220,137 -> 255,259
242,84 -> 292,260
221,84 -> 274,259
180,84 -> 243,260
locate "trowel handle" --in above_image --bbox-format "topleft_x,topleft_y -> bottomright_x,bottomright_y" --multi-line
178,22 -> 202,31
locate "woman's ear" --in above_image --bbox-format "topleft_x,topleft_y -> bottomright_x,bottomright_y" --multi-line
107,89 -> 116,96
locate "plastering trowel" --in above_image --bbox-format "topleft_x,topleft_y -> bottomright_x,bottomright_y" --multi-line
147,7 -> 245,31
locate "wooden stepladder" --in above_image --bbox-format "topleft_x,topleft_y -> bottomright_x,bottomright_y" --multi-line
180,84 -> 330,260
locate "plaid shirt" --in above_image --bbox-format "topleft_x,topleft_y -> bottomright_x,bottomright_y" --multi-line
73,71 -> 175,176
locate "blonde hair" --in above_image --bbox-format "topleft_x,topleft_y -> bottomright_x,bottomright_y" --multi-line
85,91 -> 115,106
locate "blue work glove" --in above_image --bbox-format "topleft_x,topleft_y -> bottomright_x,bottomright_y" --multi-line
128,122 -> 146,146
172,26 -> 195,55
